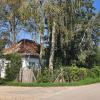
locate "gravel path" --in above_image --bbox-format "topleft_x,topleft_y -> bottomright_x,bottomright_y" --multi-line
0,83 -> 100,100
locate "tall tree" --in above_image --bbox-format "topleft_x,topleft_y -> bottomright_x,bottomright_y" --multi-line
0,0 -> 24,43
18,0 -> 46,67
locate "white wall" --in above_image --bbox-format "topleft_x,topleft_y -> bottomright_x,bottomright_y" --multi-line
0,59 -> 10,78
0,57 -> 40,78
21,57 -> 40,69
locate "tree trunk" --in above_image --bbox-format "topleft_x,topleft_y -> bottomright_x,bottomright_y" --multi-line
13,31 -> 16,43
11,13 -> 16,43
39,30 -> 44,67
49,21 -> 56,72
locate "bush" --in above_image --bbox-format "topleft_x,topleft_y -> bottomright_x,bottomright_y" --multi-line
0,78 -> 6,84
4,63 -> 100,83
63,67 -> 88,82
78,68 -> 88,80
63,67 -> 78,82
88,66 -> 100,78
36,66 -> 100,83
5,53 -> 21,81
37,68 -> 54,83
36,66 -> 89,83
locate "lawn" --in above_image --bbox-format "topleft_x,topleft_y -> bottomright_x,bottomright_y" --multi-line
3,77 -> 100,87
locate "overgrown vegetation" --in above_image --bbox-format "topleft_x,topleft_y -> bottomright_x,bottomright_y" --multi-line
95,47 -> 100,66
36,66 -> 100,83
5,53 -> 22,81
0,65 -> 100,86
0,0 -> 100,85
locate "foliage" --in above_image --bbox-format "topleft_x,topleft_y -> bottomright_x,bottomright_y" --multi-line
37,68 -> 54,83
95,47 -> 100,66
0,0 -> 100,69
53,0 -> 100,68
5,53 -> 21,81
88,66 -> 100,78
0,0 -> 25,42
0,78 -> 6,84
63,66 -> 88,82
36,66 -> 100,83
0,0 -> 100,83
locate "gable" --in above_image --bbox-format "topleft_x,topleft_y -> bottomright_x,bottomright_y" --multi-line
3,39 -> 40,56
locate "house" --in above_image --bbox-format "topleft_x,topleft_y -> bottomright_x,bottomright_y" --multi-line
0,59 -> 10,78
0,39 -> 40,78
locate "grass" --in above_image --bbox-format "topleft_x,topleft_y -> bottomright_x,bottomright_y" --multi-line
2,77 -> 100,87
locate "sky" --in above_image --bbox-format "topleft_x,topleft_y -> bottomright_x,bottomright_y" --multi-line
94,0 -> 100,12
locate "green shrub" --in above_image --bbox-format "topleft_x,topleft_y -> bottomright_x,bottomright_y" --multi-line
36,66 -> 100,83
91,67 -> 100,78
56,66 -> 90,83
37,66 -> 100,83
37,68 -> 60,83
63,67 -> 78,82
0,78 -> 6,84
5,53 -> 21,81
37,68 -> 53,83
78,68 -> 88,80
63,67 -> 88,82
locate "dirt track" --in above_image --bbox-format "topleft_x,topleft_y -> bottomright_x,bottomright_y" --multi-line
0,83 -> 100,100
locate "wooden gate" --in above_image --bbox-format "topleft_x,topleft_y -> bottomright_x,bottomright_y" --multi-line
19,68 -> 37,83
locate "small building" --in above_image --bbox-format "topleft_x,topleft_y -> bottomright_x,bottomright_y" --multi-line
0,39 -> 40,79
0,59 -> 10,78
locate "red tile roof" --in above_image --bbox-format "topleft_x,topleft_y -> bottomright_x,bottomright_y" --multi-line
3,39 -> 40,57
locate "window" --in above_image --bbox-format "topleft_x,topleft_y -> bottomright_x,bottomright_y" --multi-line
28,62 -> 35,69
29,62 -> 35,66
